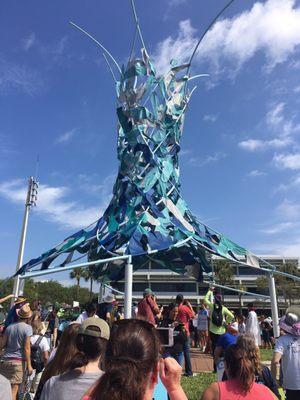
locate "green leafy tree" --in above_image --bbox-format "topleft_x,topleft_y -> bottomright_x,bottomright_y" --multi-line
256,263 -> 300,307
213,260 -> 234,300
70,267 -> 85,300
275,263 -> 300,306
256,276 -> 269,295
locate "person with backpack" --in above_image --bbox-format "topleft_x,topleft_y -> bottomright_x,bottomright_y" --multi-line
204,288 -> 234,372
0,304 -> 33,400
29,319 -> 50,394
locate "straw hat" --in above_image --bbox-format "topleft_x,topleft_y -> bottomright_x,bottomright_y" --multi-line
15,297 -> 28,305
17,304 -> 32,319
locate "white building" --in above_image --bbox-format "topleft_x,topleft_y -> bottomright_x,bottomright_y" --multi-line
111,255 -> 299,312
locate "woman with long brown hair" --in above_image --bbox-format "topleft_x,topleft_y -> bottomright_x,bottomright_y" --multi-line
83,319 -> 187,400
201,335 -> 278,400
34,322 -> 80,400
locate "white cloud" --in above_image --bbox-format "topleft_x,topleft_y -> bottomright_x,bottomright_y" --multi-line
273,152 -> 300,170
266,102 -> 300,136
266,102 -> 285,127
55,129 -> 76,144
239,137 -> 291,151
294,85 -> 300,93
261,221 -> 297,234
247,170 -> 267,177
152,20 -> 197,75
276,199 -> 300,219
21,33 -> 36,51
189,152 -> 226,167
0,59 -> 43,96
153,0 -> 300,75
253,238 -> 300,257
180,148 -> 192,156
0,179 -> 112,230
203,114 -> 217,123
276,174 -> 300,191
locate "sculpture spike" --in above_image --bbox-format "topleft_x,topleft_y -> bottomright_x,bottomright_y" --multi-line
70,21 -> 122,74
187,0 -> 236,74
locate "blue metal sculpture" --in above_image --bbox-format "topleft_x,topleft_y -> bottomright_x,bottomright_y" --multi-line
19,0 -> 262,282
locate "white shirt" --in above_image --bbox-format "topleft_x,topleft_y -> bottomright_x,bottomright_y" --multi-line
274,334 -> 300,390
245,310 -> 261,346
31,335 -> 50,353
76,311 -> 99,324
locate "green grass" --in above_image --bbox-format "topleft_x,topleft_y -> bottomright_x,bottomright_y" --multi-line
260,348 -> 273,362
181,373 -> 216,400
181,350 -> 273,399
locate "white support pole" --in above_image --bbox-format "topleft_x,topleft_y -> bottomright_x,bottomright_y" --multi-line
124,255 -> 133,318
11,177 -> 35,304
268,272 -> 280,338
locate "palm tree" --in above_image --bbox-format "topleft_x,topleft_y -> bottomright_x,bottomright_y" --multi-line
83,266 -> 95,299
70,267 -> 85,300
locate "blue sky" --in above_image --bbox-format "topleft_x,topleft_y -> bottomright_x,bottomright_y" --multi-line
1,0 -> 300,283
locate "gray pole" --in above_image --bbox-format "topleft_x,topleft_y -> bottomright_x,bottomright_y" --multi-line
124,255 -> 133,318
268,272 -> 280,337
11,177 -> 38,305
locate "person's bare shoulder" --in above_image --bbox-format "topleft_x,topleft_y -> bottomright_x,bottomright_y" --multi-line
200,382 -> 219,400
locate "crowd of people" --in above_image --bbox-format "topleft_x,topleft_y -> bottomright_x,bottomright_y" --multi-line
0,288 -> 299,400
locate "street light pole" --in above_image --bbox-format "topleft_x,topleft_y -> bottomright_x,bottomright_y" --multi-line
11,177 -> 38,304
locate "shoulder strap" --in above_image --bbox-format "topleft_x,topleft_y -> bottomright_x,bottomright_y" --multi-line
33,335 -> 44,349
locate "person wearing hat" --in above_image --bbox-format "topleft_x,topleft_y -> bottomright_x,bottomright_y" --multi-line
137,288 -> 160,326
4,296 -> 29,329
245,302 -> 261,347
40,317 -> 109,400
271,306 -> 300,400
204,288 -> 234,371
0,304 -> 33,400
97,293 -> 116,326
214,322 -> 239,381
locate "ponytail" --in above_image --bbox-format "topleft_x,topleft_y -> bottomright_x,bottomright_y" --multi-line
225,339 -> 257,393
237,354 -> 255,392
69,352 -> 89,369
69,333 -> 106,371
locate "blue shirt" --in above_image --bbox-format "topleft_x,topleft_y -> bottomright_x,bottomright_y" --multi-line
217,332 -> 237,350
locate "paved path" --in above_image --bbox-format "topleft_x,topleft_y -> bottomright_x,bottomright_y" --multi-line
190,348 -> 214,373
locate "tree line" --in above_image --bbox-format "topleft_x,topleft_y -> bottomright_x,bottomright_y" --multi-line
0,276 -> 97,313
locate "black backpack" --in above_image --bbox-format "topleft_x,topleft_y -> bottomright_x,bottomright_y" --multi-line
31,335 -> 45,373
211,305 -> 223,327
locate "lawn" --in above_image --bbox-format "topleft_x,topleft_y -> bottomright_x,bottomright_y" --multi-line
181,373 -> 216,400
181,348 -> 274,399
260,348 -> 273,362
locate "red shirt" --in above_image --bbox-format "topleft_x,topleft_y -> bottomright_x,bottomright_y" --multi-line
218,380 -> 275,400
137,296 -> 158,325
177,304 -> 194,334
